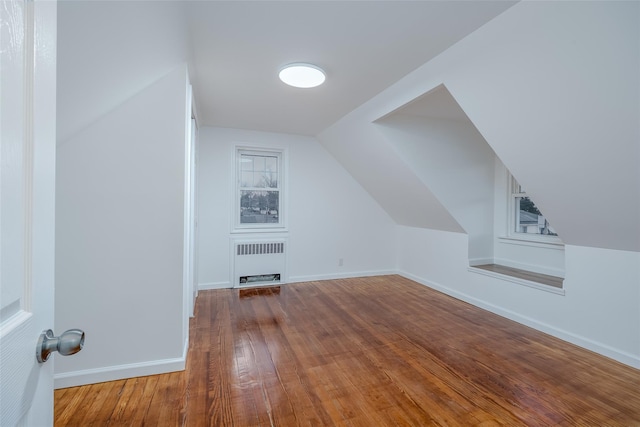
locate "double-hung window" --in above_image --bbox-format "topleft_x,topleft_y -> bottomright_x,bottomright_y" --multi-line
235,148 -> 284,231
508,174 -> 561,243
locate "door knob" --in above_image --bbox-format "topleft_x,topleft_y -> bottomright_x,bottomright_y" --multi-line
36,329 -> 85,363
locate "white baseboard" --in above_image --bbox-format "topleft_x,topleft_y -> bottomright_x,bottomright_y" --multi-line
198,271 -> 396,290
399,270 -> 640,370
54,340 -> 188,389
198,281 -> 231,290
288,269 -> 396,284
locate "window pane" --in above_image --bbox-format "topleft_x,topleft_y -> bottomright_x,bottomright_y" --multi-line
264,156 -> 278,174
240,190 -> 279,224
260,156 -> 278,188
240,154 -> 279,188
254,172 -> 266,188
255,156 -> 266,172
240,171 -> 253,187
240,156 -> 254,171
515,196 -> 557,236
264,172 -> 278,188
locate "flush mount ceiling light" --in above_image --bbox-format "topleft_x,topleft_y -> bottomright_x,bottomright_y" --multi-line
279,63 -> 326,88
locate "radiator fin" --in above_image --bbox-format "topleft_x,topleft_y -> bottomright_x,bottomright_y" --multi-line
237,242 -> 284,256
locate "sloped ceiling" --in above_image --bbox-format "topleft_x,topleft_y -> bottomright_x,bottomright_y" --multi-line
57,1 -> 639,252
374,86 -> 497,260
57,1 -> 190,143
57,0 -> 516,142
320,1 -> 640,252
185,1 -> 516,136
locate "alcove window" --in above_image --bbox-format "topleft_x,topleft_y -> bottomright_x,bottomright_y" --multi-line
507,174 -> 562,245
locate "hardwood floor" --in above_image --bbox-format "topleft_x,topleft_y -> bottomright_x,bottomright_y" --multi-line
55,276 -> 640,426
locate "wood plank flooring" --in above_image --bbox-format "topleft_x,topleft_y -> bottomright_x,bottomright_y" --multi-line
54,275 -> 640,426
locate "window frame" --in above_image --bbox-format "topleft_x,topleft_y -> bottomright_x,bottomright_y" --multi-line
502,174 -> 563,248
233,146 -> 286,233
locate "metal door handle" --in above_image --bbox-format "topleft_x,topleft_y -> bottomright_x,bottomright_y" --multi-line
36,329 -> 85,363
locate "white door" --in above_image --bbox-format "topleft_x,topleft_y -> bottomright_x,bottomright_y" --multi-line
0,0 -> 57,425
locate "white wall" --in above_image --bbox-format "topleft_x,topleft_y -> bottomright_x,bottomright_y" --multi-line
375,112 -> 496,262
55,66 -> 190,388
318,1 -> 639,367
492,160 -> 566,277
197,127 -> 397,289
397,226 -> 640,368
322,1 -> 639,253
319,119 -> 464,234
57,0 -> 188,143
440,1 -> 640,252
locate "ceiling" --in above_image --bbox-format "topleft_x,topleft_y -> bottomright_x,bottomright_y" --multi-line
378,85 -> 470,122
57,1 -> 517,141
184,1 -> 516,136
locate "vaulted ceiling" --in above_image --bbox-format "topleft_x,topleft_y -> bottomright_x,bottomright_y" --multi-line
184,1 -> 516,135
57,1 -> 516,141
56,1 -> 640,252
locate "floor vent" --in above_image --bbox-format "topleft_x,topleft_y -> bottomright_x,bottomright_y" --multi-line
240,274 -> 281,284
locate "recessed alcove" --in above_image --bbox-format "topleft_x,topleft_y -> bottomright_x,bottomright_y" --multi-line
374,84 -> 565,289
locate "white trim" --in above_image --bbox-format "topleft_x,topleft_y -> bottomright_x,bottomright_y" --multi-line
468,257 -> 494,266
230,227 -> 289,235
183,80 -> 196,326
199,281 -> 232,290
498,235 -> 564,250
288,270 -> 396,284
0,310 -> 32,335
232,146 -> 288,233
506,173 -> 564,247
399,271 -> 640,369
54,340 -> 189,389
198,271 -> 398,289
467,266 -> 565,295
491,257 -> 565,278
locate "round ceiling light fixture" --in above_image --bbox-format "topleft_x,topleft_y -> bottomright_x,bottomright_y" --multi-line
279,63 -> 326,88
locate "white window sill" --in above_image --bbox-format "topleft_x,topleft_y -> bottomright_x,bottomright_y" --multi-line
231,227 -> 289,235
498,235 -> 564,250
